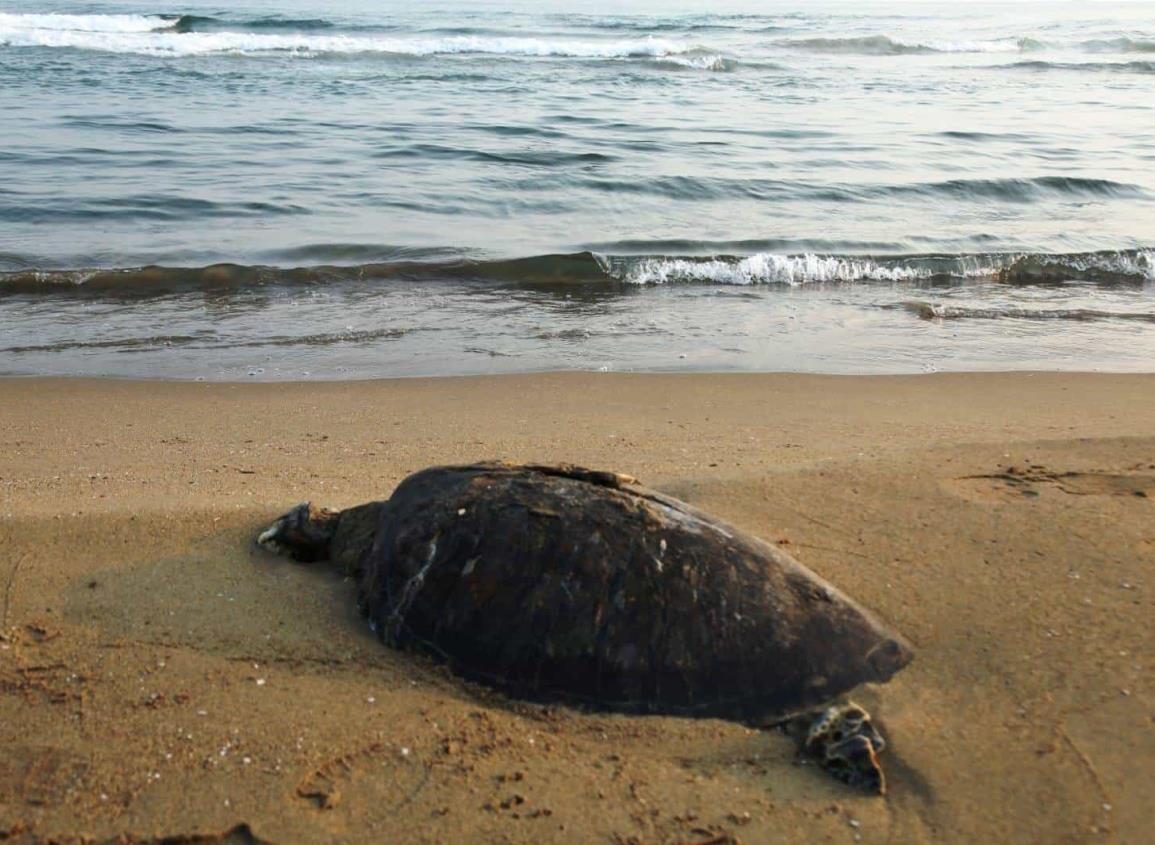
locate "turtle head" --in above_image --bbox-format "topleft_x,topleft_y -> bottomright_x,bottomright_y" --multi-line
257,502 -> 340,562
863,636 -> 914,684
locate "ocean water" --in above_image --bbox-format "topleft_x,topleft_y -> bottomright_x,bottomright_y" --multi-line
1,0 -> 1153,379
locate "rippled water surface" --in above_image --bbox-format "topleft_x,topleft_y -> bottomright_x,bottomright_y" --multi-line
2,0 -> 1153,378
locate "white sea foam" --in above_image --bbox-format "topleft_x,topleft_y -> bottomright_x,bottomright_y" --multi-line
616,250 -> 1155,286
0,12 -> 169,34
620,254 -> 935,286
920,38 -> 1027,54
1047,249 -> 1154,281
659,53 -> 736,71
0,14 -> 690,58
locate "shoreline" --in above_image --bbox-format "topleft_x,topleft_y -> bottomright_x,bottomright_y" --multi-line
3,367 -> 1155,383
2,371 -> 1153,843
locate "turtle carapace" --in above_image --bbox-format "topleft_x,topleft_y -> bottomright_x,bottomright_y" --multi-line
257,462 -> 913,793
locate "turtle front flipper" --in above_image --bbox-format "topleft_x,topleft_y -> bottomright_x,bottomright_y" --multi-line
791,701 -> 888,795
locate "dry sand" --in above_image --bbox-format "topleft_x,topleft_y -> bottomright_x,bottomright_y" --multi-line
1,372 -> 1152,844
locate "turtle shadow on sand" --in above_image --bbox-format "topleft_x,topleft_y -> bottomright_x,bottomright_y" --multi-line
257,462 -> 914,795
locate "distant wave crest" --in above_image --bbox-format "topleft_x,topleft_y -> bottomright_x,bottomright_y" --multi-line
775,34 -> 1023,55
0,11 -> 167,34
1079,36 -> 1155,54
166,15 -> 336,34
776,33 -> 1155,57
998,59 -> 1155,74
0,12 -> 700,59
653,52 -> 743,72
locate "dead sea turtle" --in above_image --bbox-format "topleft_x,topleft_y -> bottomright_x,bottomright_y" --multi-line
257,462 -> 913,793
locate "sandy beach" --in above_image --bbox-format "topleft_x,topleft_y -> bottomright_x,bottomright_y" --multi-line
1,372 -> 1152,844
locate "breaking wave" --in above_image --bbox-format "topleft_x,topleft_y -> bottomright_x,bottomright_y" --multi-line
614,250 -> 1155,286
2,250 -> 1151,296
0,12 -> 698,59
166,15 -> 337,34
8,14 -> 1155,64
619,254 -> 927,284
651,52 -> 743,72
0,12 -> 167,33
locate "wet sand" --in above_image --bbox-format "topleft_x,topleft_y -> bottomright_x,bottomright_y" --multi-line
1,372 -> 1153,844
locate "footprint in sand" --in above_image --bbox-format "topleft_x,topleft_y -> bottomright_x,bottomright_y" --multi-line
945,464 -> 1155,503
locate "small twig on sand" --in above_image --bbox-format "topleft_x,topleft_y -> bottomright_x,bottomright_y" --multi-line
391,762 -> 434,812
774,500 -> 855,540
791,542 -> 873,561
1056,723 -> 1112,809
2,554 -> 26,629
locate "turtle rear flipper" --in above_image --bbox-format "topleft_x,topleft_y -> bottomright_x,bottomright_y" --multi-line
796,701 -> 888,795
821,734 -> 885,795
